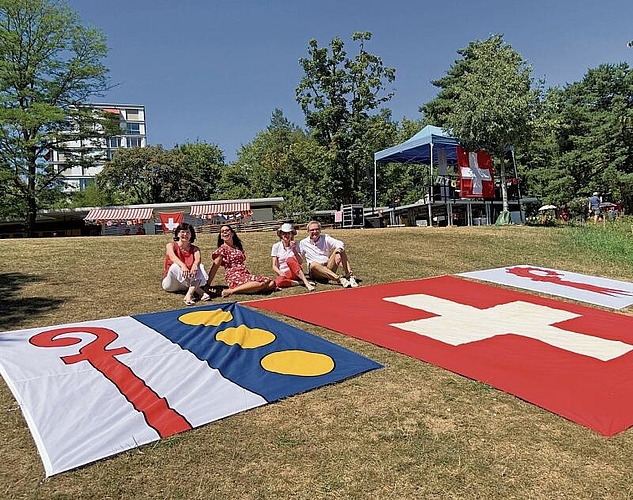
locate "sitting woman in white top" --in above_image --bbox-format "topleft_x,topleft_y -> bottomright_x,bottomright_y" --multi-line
271,223 -> 315,292
162,223 -> 210,306
299,220 -> 359,288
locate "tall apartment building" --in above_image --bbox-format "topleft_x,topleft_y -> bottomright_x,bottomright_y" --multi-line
50,103 -> 147,191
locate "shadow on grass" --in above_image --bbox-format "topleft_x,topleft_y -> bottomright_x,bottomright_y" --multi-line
0,273 -> 64,331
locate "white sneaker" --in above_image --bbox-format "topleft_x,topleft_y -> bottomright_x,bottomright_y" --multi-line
348,276 -> 359,288
339,277 -> 351,288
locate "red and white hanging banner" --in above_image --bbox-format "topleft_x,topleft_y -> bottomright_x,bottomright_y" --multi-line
457,146 -> 495,198
158,211 -> 184,232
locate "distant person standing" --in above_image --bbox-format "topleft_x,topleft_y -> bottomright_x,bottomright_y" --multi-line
560,205 -> 570,223
588,192 -> 601,223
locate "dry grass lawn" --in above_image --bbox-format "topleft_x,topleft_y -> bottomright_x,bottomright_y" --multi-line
1,225 -> 633,499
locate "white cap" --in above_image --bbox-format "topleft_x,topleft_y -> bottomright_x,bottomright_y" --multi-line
278,223 -> 296,235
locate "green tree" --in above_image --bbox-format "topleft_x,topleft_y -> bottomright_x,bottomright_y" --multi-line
422,34 -> 537,215
0,0 -> 110,236
97,146 -> 170,204
515,85 -> 556,200
296,31 -> 396,207
172,141 -> 225,200
220,109 -> 330,219
538,64 -> 633,210
98,143 -> 226,204
68,180 -> 114,208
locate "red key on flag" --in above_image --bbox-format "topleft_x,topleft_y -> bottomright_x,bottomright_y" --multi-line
30,326 -> 192,438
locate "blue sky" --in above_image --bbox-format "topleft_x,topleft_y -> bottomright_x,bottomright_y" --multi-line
69,0 -> 633,161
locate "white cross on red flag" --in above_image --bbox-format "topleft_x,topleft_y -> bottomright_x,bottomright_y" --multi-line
250,276 -> 633,436
158,211 -> 184,232
457,145 -> 495,198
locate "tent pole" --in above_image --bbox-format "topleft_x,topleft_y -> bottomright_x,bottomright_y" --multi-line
447,200 -> 453,227
373,160 -> 377,215
510,148 -> 524,223
428,143 -> 434,225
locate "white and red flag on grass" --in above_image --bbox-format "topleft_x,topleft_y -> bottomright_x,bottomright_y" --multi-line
459,265 -> 633,309
0,303 -> 380,476
250,276 -> 633,436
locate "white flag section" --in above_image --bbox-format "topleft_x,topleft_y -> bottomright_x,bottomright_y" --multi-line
458,265 -> 633,309
0,316 -> 266,476
0,304 -> 380,477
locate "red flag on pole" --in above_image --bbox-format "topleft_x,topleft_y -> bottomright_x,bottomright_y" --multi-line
158,212 -> 184,232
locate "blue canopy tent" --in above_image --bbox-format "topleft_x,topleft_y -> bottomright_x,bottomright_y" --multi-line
373,125 -> 459,222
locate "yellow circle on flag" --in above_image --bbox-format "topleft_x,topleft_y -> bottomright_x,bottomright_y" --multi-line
179,310 -> 233,326
216,325 -> 276,349
260,350 -> 335,376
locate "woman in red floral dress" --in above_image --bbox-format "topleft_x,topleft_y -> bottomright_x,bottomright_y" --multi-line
208,225 -> 275,298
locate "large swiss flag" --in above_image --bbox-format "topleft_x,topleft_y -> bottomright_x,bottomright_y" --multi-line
249,276 -> 633,436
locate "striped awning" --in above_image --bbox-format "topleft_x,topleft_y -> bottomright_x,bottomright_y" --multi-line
190,202 -> 251,217
84,208 -> 154,222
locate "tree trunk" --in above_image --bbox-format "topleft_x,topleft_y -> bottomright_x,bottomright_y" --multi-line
25,157 -> 38,237
25,193 -> 38,238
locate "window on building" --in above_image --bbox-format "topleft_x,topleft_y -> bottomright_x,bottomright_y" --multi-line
107,137 -> 121,148
79,178 -> 94,190
126,123 -> 140,135
126,109 -> 141,120
127,137 -> 142,148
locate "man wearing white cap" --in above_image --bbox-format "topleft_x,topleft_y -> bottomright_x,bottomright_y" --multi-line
588,192 -> 601,223
298,220 -> 359,288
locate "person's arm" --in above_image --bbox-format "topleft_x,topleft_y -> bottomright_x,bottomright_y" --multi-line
324,234 -> 345,251
271,243 -> 283,276
207,254 -> 223,284
272,256 -> 284,277
189,246 -> 202,278
296,239 -> 305,259
166,243 -> 189,275
290,240 -> 303,265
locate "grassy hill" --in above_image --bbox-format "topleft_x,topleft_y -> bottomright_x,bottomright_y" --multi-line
1,222 -> 632,499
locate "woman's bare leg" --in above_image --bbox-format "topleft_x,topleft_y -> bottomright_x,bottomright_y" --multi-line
297,269 -> 315,291
221,280 -> 275,297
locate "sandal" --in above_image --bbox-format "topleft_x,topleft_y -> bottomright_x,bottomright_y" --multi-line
200,292 -> 211,302
184,297 -> 196,306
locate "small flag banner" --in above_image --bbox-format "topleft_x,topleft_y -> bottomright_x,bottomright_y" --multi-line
249,276 -> 633,436
158,211 -> 184,232
0,303 -> 381,476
